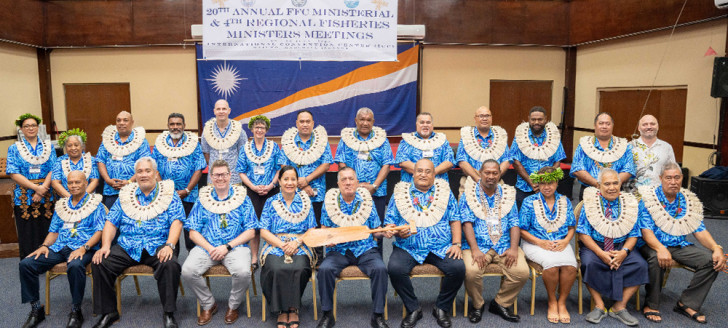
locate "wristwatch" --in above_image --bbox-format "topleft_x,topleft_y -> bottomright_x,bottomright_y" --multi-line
83,244 -> 91,251
452,243 -> 462,248
225,244 -> 233,251
164,243 -> 175,250
622,247 -> 631,255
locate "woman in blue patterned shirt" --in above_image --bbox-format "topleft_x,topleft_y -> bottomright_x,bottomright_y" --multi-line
51,129 -> 99,198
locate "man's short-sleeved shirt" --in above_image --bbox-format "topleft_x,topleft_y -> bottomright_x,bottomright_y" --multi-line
395,132 -> 454,183
509,127 -> 566,192
459,184 -> 519,255
96,128 -> 152,196
153,132 -> 207,203
456,127 -> 510,173
201,119 -> 248,185
637,186 -> 705,248
570,136 -> 635,186
334,129 -> 394,197
48,193 -> 106,252
279,131 -> 334,203
321,190 -> 380,257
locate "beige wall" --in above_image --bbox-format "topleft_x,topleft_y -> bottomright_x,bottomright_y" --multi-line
0,43 -> 41,157
421,45 -> 566,142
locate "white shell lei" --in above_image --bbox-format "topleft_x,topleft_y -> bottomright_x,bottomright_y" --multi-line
339,127 -> 387,152
583,187 -> 638,238
281,126 -> 328,166
459,126 -> 508,162
273,191 -> 312,224
202,119 -> 243,151
401,131 -> 447,152
55,193 -> 103,224
464,178 -> 515,220
154,131 -> 198,159
579,136 -> 628,164
198,185 -> 247,214
533,196 -> 568,232
393,179 -> 450,228
119,180 -> 175,222
244,138 -> 274,165
102,126 -> 146,157
62,152 -> 93,179
324,187 -> 373,227
638,186 -> 703,236
16,139 -> 52,165
514,122 -> 560,161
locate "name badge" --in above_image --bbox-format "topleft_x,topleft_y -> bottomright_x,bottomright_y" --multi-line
63,222 -> 74,230
422,149 -> 434,158
220,148 -> 229,154
168,157 -> 178,162
112,155 -> 124,161
357,151 -> 369,160
29,165 -> 41,174
254,165 -> 265,175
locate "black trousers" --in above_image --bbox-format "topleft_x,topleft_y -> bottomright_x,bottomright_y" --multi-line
317,249 -> 388,314
19,246 -> 94,305
373,196 -> 387,255
14,205 -> 52,259
181,201 -> 194,252
102,195 -> 118,212
312,201 -> 324,262
387,247 -> 465,313
92,244 -> 181,315
515,189 -> 536,210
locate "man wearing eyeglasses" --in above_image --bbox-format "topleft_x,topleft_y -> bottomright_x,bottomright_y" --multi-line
456,106 -> 510,184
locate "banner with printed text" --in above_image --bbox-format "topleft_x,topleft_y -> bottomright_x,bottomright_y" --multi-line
203,0 -> 398,61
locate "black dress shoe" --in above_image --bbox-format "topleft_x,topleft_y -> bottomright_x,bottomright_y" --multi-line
488,299 -> 520,322
432,308 -> 452,328
316,311 -> 335,328
163,312 -> 178,328
400,308 -> 422,328
92,312 -> 119,328
22,307 -> 45,328
370,314 -> 390,328
468,304 -> 485,323
66,309 -> 84,328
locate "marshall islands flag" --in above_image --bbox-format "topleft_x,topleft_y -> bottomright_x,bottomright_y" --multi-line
196,43 -> 418,136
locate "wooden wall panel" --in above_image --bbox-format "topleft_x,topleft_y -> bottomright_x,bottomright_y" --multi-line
45,0 -> 133,47
489,80 -> 553,143
0,0 -> 44,46
65,83 -> 131,155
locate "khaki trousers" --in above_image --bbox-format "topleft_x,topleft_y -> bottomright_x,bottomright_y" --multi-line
463,248 -> 529,309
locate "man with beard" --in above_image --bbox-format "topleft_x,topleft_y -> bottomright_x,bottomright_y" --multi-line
627,115 -> 676,193
201,99 -> 248,185
509,106 -> 566,208
396,113 -> 455,183
457,106 -> 510,183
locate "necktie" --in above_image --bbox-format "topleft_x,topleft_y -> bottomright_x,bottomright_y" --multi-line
603,205 -> 614,251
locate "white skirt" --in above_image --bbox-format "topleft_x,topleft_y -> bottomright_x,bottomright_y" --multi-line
521,240 -> 577,270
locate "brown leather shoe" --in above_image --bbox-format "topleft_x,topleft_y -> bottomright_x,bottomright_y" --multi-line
197,303 -> 217,326
224,308 -> 239,324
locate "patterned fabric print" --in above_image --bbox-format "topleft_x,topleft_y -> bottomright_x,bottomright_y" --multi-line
577,195 -> 641,244
201,121 -> 248,185
6,138 -> 57,205
509,130 -> 566,192
518,193 -> 575,241
458,184 -> 518,255
334,132 -> 394,197
637,186 -> 705,248
185,187 -> 259,254
259,193 -> 317,256
153,133 -> 207,203
107,185 -> 185,261
279,133 -> 334,203
570,137 -> 635,186
456,127 -> 510,172
321,192 -> 380,257
96,129 -> 151,196
52,153 -> 100,191
48,193 -> 106,252
629,138 -> 676,192
236,139 -> 284,186
384,183 -> 459,263
396,132 -> 455,183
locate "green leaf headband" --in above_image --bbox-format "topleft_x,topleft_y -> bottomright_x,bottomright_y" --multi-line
58,128 -> 88,148
15,113 -> 42,127
248,115 -> 271,130
529,168 -> 564,184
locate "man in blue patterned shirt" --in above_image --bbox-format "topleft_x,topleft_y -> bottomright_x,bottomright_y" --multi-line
91,157 -> 185,328
315,167 -> 389,328
637,162 -> 725,324
201,99 -> 248,185
457,106 -> 510,182
385,159 -> 464,328
19,171 -> 105,328
396,112 -> 454,183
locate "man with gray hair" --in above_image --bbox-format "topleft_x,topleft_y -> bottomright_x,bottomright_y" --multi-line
201,99 -> 248,185
91,157 -> 185,328
627,115 -> 676,193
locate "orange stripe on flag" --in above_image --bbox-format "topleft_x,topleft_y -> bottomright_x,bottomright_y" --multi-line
235,45 -> 419,120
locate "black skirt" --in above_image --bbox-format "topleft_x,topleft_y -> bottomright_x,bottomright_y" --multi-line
580,241 -> 649,301
14,204 -> 53,259
246,186 -> 279,220
260,254 -> 312,314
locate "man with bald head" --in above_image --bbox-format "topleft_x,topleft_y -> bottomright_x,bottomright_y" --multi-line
385,159 -> 464,328
201,99 -> 248,185
627,115 -> 676,193
97,111 -> 151,210
457,106 -> 510,183
19,171 -> 106,328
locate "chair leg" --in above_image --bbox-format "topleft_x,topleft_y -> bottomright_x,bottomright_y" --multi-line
262,294 -> 266,322
45,272 -> 51,316
464,292 -> 469,317
251,267 -> 258,296
179,281 -> 185,296
116,277 -> 123,316
133,276 -> 141,296
635,287 -> 640,311
384,297 -> 388,321
196,300 -> 200,318
578,271 -> 583,314
311,275 -> 318,321
91,273 -> 96,317
530,268 -> 536,316
333,280 -> 338,321
452,296 -> 456,317
662,267 -> 672,288
246,289 -> 251,318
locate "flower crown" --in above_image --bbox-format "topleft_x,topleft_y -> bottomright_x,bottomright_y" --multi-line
248,115 -> 271,130
58,128 -> 88,148
529,168 -> 564,184
15,113 -> 42,127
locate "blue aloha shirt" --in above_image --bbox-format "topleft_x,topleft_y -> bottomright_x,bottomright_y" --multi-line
459,184 -> 519,255
384,182 -> 460,263
185,187 -> 259,254
456,127 -> 510,173
96,129 -> 151,196
334,131 -> 395,197
518,193 -> 575,241
321,191 -> 380,257
637,186 -> 705,248
48,193 -> 106,252
396,132 -> 455,183
509,130 -> 566,192
259,193 -> 317,256
236,139 -> 285,187
577,196 -> 641,244
52,153 -> 100,192
279,132 -> 334,203
152,133 -> 207,203
570,137 -> 635,186
107,184 -> 185,261
201,121 -> 248,185
6,138 -> 57,205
